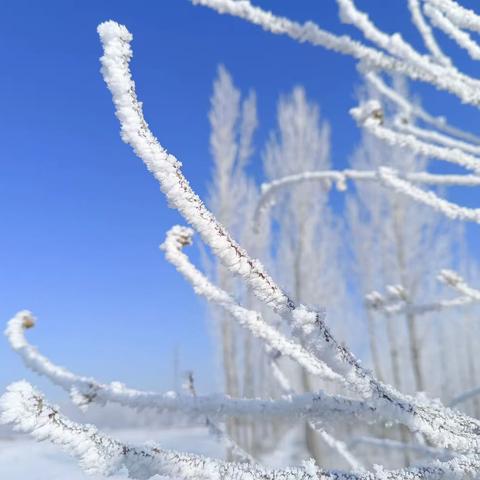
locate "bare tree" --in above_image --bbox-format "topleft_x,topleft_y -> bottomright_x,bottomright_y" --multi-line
261,87 -> 353,464
206,65 -> 258,454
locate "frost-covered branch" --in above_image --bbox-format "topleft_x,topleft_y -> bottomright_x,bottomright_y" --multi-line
365,270 -> 480,317
408,0 -> 451,66
336,0 -> 434,65
365,279 -> 477,317
365,72 -> 480,144
160,226 -> 341,382
265,344 -> 364,471
254,169 -> 480,228
4,381 -> 479,480
426,0 -> 480,33
393,119 -> 480,156
439,270 -> 480,301
5,310 -> 103,409
424,4 -> 480,60
192,0 -> 480,105
5,311 -> 377,422
98,19 -> 480,454
318,430 -> 365,472
98,18 -> 380,407
184,371 -> 255,464
351,101 -> 480,173
4,1 -> 480,476
98,20 -> 292,318
98,21 -> 361,390
0,381 -> 126,477
366,290 -> 473,316
378,167 -> 480,223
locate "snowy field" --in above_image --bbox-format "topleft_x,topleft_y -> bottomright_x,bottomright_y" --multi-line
0,427 -> 223,479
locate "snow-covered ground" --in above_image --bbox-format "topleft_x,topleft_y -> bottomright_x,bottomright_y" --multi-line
0,427 -> 223,479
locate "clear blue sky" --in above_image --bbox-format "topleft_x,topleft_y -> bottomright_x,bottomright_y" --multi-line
1,0 -> 478,399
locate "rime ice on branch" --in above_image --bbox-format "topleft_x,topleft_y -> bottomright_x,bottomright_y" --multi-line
4,310 -> 377,423
3,0 -> 480,477
161,226 -> 342,383
2,382 -> 480,479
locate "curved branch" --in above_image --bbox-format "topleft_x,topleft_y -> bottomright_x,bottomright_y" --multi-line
3,381 -> 478,480
98,21 -> 291,317
191,0 -> 480,106
365,72 -> 480,145
184,371 -> 255,464
5,310 -> 100,408
439,270 -> 480,300
365,277 -> 478,317
408,0 -> 451,66
426,0 -> 480,33
5,311 -> 374,422
98,21 -> 365,394
160,225 -> 342,382
367,270 -> 480,317
264,337 -> 364,471
378,167 -> 480,223
366,292 -> 474,317
425,4 -> 480,60
336,0 -> 434,64
97,20 -> 480,454
98,19 -> 382,403
254,169 -> 480,229
351,101 -> 480,173
394,119 -> 480,156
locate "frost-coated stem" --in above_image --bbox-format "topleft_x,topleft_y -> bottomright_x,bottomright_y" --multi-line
318,430 -> 365,472
408,0 -> 451,66
97,19 -> 378,400
4,381 -> 479,480
5,311 -> 378,421
254,169 -> 480,229
98,20 -> 292,317
161,226 -> 342,382
439,270 -> 480,300
265,342 -> 364,471
394,120 -> 480,156
336,0 -> 435,66
191,0 -> 480,105
365,72 -> 480,145
268,355 -> 294,394
184,372 -> 255,464
97,19 -> 480,454
426,0 -> 480,33
99,21 -> 363,394
424,4 -> 480,60
378,167 -> 480,223
351,101 -> 480,173
5,311 -> 102,409
365,280 -> 477,317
